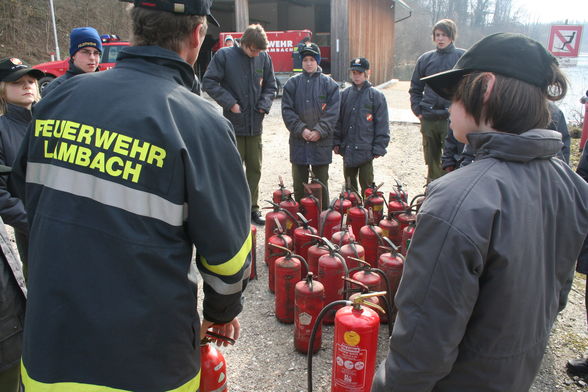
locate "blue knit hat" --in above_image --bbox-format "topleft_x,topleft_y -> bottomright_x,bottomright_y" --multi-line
69,27 -> 103,56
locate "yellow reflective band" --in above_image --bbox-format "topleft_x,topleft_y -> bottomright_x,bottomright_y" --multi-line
201,231 -> 252,276
22,362 -> 200,392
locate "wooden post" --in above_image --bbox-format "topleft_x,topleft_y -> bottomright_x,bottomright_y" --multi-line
235,0 -> 250,32
331,0 -> 349,83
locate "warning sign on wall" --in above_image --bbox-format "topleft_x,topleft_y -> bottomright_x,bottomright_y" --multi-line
548,25 -> 583,57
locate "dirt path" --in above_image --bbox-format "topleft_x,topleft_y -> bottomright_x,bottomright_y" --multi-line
205,84 -> 588,391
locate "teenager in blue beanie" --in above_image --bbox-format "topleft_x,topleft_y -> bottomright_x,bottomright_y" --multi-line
42,27 -> 103,97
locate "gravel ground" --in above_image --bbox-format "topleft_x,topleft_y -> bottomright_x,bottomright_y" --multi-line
195,83 -> 588,392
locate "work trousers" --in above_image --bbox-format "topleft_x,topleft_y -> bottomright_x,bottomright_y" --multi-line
344,160 -> 374,198
420,118 -> 449,182
236,135 -> 262,212
292,164 -> 329,210
0,363 -> 20,392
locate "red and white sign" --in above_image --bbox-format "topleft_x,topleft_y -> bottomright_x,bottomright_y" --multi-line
548,25 -> 583,57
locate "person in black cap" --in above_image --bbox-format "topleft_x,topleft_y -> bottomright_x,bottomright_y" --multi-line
203,23 -> 277,226
0,57 -> 44,272
42,26 -> 103,97
282,42 -> 340,207
409,19 -> 465,183
333,57 -> 389,197
11,1 -> 251,391
371,32 -> 588,392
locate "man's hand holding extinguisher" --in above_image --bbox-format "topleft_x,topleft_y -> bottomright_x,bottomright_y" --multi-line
201,318 -> 240,347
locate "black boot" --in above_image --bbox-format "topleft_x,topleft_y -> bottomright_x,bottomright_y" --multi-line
567,357 -> 588,375
251,211 -> 265,226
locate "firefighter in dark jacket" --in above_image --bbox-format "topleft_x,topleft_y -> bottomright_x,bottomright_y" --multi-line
372,33 -> 588,392
11,1 -> 251,391
41,26 -> 102,97
0,166 -> 27,391
282,42 -> 340,207
334,57 -> 389,196
409,19 -> 465,182
203,24 -> 277,226
0,58 -> 44,270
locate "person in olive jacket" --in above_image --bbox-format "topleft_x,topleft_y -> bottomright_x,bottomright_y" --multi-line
281,42 -> 340,207
203,24 -> 277,225
334,57 -> 389,197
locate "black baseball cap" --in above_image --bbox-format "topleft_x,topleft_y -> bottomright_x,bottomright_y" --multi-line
299,42 -> 320,58
349,57 -> 369,72
122,0 -> 220,27
0,58 -> 44,82
422,33 -> 558,100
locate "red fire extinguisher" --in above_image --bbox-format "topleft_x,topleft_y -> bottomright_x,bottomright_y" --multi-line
331,214 -> 355,247
334,189 -> 353,215
266,218 -> 293,293
401,220 -> 416,257
317,238 -> 349,325
388,179 -> 408,203
358,209 -> 384,268
273,175 -> 293,204
319,199 -> 342,241
200,331 -> 235,392
264,200 -> 297,239
270,244 -> 309,323
378,212 -> 402,248
343,179 -> 361,207
364,183 -> 385,223
300,184 -> 321,231
295,271 -> 325,354
307,170 -> 328,211
250,225 -> 257,280
280,193 -> 300,232
339,240 -> 365,271
347,204 -> 368,241
307,291 -> 387,392
306,235 -> 330,275
293,213 -> 318,276
378,237 -> 405,316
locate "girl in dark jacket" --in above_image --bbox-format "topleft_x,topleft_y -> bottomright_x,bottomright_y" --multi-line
0,58 -> 43,275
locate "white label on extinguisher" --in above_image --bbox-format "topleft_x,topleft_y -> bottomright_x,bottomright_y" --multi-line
334,343 -> 368,389
299,312 -> 312,326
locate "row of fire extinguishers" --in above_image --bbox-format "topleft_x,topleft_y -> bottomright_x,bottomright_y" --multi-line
263,177 -> 425,392
199,176 -> 425,392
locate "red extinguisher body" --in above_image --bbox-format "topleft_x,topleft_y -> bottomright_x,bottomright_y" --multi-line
279,198 -> 299,234
307,243 -> 330,275
378,215 -> 402,248
264,210 -> 289,246
200,343 -> 228,392
318,253 -> 347,325
294,273 -> 325,354
319,209 -> 342,241
348,206 -> 367,240
358,225 -> 383,268
364,194 -> 385,224
331,229 -> 355,247
401,223 -> 416,256
339,242 -> 365,271
331,305 -> 380,392
300,195 -> 321,231
293,226 -> 317,276
266,234 -> 293,293
334,198 -> 352,214
350,270 -> 381,292
275,255 -> 302,323
378,251 -> 404,307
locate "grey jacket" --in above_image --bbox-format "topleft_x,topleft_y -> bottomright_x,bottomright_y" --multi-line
409,43 -> 465,119
202,46 -> 277,136
372,129 -> 588,392
282,68 -> 341,165
334,81 -> 390,168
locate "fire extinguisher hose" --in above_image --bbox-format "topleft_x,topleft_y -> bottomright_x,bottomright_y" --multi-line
307,299 -> 351,392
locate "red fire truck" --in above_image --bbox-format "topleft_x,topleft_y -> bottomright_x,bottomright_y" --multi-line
213,29 -> 331,94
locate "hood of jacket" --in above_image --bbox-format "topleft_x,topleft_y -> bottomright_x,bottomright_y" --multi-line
468,129 -> 563,163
